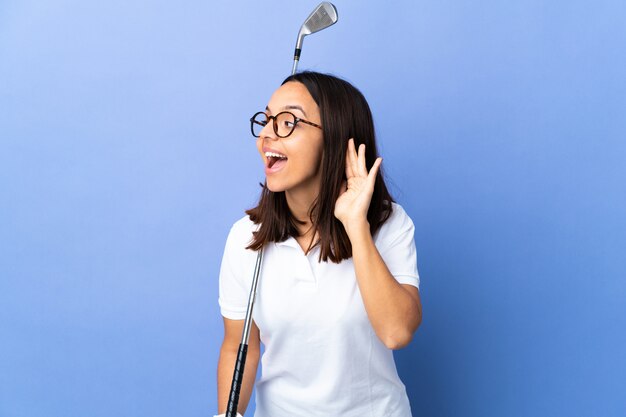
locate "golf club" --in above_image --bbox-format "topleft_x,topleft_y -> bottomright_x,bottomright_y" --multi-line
291,2 -> 338,74
225,248 -> 264,417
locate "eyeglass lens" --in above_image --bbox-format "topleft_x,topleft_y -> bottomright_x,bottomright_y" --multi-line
251,112 -> 297,138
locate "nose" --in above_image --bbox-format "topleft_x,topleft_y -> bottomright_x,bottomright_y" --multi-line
259,119 -> 278,141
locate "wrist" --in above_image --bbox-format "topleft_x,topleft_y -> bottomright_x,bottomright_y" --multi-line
343,218 -> 370,240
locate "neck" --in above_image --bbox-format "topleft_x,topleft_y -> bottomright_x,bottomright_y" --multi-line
286,191 -> 319,253
285,183 -> 320,236
285,191 -> 314,227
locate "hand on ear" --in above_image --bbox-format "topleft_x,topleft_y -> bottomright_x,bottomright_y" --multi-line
334,138 -> 382,231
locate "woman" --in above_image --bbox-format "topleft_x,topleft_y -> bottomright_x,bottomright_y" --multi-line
217,71 -> 422,417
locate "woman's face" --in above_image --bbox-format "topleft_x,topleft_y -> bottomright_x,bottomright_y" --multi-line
256,81 -> 324,196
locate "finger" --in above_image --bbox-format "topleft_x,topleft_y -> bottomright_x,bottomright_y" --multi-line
348,138 -> 359,178
367,157 -> 382,186
345,144 -> 354,178
357,143 -> 368,177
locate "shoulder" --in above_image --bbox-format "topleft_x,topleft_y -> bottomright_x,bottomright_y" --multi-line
388,202 -> 411,222
225,215 -> 259,249
373,202 -> 415,244
380,202 -> 414,231
230,214 -> 257,234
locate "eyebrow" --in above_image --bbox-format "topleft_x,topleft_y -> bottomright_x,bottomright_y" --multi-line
265,105 -> 308,117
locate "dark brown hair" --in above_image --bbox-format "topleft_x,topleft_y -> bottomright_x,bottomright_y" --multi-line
246,71 -> 394,263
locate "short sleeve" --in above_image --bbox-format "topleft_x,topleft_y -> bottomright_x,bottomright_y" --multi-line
218,217 -> 257,320
374,203 -> 420,289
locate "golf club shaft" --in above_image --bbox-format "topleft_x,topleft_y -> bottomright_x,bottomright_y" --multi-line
225,248 -> 264,417
291,48 -> 302,75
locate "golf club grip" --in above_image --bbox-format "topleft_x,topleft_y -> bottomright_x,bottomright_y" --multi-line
226,343 -> 248,417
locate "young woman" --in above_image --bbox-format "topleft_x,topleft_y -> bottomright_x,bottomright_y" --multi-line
217,71 -> 422,417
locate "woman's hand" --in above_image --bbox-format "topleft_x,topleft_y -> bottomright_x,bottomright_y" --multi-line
334,138 -> 382,235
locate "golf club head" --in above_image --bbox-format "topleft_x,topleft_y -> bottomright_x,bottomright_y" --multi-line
291,2 -> 338,74
297,2 -> 338,46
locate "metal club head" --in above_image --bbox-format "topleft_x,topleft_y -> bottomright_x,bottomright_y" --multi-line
291,2 -> 338,74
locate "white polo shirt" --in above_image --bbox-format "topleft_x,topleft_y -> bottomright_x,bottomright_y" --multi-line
219,202 -> 419,417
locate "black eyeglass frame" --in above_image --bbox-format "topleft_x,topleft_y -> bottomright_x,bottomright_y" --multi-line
250,111 -> 322,138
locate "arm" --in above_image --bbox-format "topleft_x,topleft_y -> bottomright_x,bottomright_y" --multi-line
335,139 -> 422,349
217,318 -> 260,415
348,221 -> 422,349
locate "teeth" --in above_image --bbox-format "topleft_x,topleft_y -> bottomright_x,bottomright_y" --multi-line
265,151 -> 287,159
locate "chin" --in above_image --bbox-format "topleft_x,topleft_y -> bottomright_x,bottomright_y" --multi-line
265,179 -> 287,193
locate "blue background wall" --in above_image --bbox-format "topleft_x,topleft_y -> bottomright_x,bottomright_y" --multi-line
1,1 -> 625,416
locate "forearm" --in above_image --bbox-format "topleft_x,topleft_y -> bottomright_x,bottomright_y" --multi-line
217,343 -> 260,415
347,220 -> 422,349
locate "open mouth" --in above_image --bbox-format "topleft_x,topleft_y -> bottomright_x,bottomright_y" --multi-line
265,151 -> 288,169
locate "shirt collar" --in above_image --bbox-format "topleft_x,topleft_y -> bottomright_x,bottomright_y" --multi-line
275,236 -> 299,248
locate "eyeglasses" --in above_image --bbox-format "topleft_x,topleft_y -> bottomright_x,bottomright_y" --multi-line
250,111 -> 322,138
